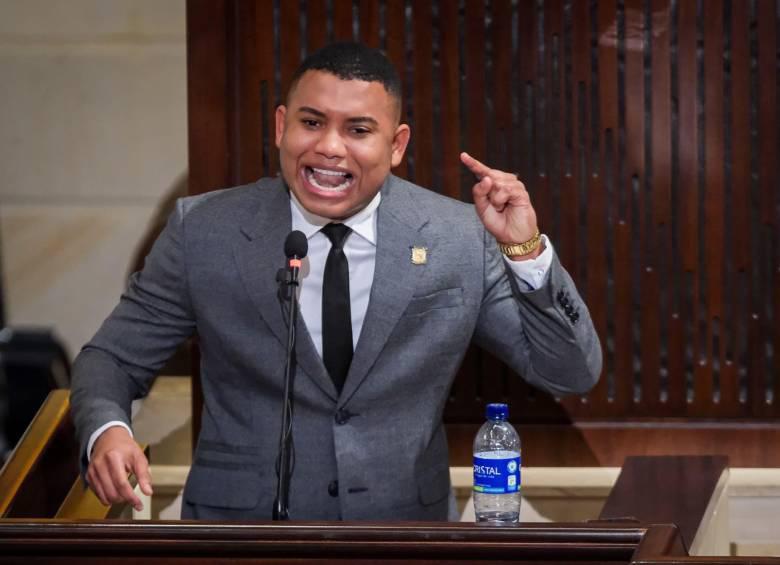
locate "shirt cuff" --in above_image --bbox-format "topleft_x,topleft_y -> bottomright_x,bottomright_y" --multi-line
502,234 -> 554,290
86,421 -> 133,462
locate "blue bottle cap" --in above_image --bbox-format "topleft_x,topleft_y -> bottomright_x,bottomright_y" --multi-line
486,403 -> 508,420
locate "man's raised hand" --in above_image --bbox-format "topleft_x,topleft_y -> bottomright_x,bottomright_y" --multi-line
460,152 -> 540,259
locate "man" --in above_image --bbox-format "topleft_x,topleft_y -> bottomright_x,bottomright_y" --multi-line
71,42 -> 601,521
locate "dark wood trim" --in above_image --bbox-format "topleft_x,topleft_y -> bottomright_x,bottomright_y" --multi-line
446,423 -> 780,468
0,520 -> 679,563
633,556 -> 780,565
630,523 -> 688,560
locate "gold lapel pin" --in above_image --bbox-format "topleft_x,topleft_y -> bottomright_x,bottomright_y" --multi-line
410,246 -> 428,265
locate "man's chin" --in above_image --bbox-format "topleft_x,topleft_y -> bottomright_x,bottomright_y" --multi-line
290,184 -> 357,220
295,194 -> 354,220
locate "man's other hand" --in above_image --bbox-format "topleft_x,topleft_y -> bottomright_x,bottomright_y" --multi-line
87,426 -> 153,511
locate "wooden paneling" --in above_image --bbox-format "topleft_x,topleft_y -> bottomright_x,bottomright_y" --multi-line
187,1 -> 780,424
186,0 -> 230,195
446,423 -> 780,468
411,0 -> 433,190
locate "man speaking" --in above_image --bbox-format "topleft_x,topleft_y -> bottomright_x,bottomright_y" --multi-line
70,42 -> 601,521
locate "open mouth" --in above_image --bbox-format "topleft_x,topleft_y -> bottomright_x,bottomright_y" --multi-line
304,166 -> 354,193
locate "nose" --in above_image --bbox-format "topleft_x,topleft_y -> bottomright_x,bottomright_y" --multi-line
314,127 -> 346,159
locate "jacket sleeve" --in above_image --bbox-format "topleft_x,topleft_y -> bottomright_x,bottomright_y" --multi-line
473,228 -> 602,396
70,198 -> 196,461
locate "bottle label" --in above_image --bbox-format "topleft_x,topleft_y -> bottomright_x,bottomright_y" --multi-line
473,454 -> 521,494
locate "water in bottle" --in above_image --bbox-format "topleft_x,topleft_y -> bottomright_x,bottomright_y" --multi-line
472,402 -> 521,523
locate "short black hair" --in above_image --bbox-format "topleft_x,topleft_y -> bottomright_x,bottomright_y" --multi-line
287,42 -> 402,105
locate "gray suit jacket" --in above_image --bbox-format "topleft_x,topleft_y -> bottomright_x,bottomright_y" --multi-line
70,175 -> 601,521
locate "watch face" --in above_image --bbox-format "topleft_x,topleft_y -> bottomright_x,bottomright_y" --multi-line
500,231 -> 541,256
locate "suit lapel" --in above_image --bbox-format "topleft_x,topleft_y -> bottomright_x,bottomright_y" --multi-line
340,177 -> 428,403
233,179 -> 337,400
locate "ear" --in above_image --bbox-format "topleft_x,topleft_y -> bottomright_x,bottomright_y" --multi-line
390,123 -> 411,168
275,105 -> 287,148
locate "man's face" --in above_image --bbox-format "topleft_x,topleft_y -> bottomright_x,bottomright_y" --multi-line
275,70 -> 410,220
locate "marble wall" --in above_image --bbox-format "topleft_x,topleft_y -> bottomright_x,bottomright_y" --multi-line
0,0 -> 187,357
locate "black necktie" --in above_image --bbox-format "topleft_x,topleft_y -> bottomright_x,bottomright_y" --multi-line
321,223 -> 353,393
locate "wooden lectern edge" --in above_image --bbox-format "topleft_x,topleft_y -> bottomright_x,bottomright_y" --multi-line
0,519 -> 686,563
0,517 -> 664,542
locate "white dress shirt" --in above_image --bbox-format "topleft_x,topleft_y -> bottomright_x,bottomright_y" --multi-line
88,190 -> 555,458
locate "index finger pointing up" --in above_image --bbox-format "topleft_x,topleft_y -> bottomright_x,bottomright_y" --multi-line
460,152 -> 492,179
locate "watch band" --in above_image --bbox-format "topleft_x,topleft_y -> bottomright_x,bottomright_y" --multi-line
498,229 -> 542,257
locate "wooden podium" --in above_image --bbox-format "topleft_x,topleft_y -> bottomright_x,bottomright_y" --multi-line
1,391 -> 750,563
0,520 -> 683,564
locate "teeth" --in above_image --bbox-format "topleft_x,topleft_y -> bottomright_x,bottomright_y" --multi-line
312,167 -> 348,177
306,167 -> 353,192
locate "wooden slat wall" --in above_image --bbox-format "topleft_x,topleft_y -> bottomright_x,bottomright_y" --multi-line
187,0 -> 779,424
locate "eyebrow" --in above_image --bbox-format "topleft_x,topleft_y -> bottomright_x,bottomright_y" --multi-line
297,106 -> 379,126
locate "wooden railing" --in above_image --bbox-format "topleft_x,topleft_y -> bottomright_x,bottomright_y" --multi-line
0,390 -> 78,518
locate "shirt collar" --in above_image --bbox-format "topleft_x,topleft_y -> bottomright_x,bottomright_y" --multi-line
290,190 -> 380,246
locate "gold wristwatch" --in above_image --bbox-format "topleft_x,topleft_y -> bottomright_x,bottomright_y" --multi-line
497,229 -> 542,257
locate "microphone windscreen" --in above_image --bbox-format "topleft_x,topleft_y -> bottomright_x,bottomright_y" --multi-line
284,230 -> 308,259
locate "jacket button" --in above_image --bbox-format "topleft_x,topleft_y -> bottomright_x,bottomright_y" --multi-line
335,409 -> 352,425
328,480 -> 339,497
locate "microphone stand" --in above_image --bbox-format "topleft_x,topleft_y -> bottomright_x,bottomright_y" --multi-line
272,260 -> 301,520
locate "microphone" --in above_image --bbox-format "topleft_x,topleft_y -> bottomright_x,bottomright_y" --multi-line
273,231 -> 307,521
284,230 -> 308,260
283,231 -> 308,287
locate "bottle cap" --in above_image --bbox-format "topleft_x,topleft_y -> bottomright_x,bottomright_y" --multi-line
486,403 -> 508,420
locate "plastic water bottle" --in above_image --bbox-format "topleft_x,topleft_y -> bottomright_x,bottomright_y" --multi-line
473,402 -> 521,523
